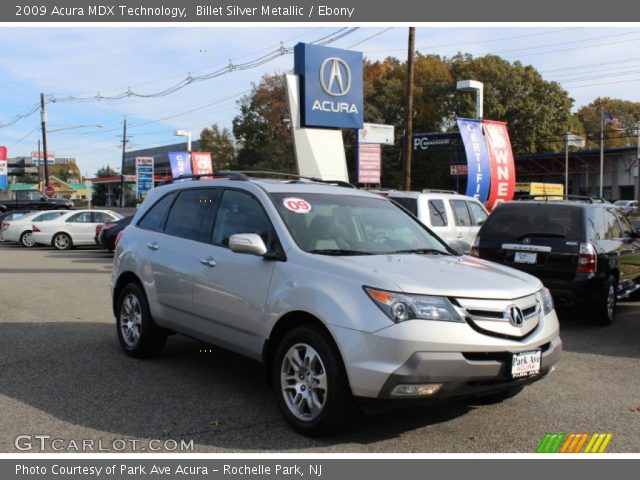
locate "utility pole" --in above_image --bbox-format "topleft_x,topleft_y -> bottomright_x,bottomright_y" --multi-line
402,26 -> 416,191
120,117 -> 128,207
37,139 -> 42,188
40,93 -> 49,188
599,108 -> 604,199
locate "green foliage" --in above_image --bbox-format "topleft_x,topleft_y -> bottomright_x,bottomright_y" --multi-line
92,165 -> 120,206
576,97 -> 640,148
199,124 -> 236,169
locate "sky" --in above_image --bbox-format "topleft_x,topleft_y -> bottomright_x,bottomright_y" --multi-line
1,25 -> 640,177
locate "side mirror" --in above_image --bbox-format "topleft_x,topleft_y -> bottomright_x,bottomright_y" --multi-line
229,233 -> 268,256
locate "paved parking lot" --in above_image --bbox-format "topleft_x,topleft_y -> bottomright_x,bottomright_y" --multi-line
0,242 -> 638,453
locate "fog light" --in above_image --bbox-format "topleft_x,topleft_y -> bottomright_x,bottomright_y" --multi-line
391,383 -> 442,397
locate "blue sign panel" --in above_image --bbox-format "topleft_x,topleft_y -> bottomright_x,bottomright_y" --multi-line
457,118 -> 491,203
168,151 -> 192,181
136,157 -> 154,202
294,42 -> 363,129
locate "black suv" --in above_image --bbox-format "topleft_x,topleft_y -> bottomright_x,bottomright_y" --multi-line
471,198 -> 640,324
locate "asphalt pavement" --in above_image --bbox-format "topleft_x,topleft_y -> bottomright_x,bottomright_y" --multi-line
0,242 -> 638,453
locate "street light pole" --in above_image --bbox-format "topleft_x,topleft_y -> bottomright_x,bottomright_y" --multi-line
120,117 -> 127,208
175,129 -> 192,169
40,93 -> 49,188
456,80 -> 484,119
565,133 -> 569,195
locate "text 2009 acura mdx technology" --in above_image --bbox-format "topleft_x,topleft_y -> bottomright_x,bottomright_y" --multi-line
111,174 -> 561,435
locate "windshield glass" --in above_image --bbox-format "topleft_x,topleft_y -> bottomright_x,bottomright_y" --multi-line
270,192 -> 451,255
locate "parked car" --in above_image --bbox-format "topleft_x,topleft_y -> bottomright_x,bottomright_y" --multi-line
32,210 -> 122,250
0,210 -> 34,241
471,198 -> 640,324
97,215 -> 134,252
1,210 -> 67,247
386,190 -> 488,253
613,200 -> 638,216
112,174 -> 561,435
0,190 -> 73,213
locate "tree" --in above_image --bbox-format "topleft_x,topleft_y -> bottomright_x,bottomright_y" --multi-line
50,162 -> 82,183
199,124 -> 236,169
576,97 -> 640,149
232,73 -> 295,173
92,165 -> 119,206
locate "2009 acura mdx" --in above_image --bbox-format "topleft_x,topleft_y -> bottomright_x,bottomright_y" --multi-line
111,174 -> 561,435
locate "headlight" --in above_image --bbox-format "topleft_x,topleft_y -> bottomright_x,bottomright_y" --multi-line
365,287 -> 463,323
539,287 -> 554,316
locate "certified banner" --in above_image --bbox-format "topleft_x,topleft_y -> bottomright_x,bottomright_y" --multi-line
168,151 -> 192,181
482,120 -> 516,210
0,146 -> 8,190
191,151 -> 213,178
457,118 -> 491,203
135,157 -> 154,202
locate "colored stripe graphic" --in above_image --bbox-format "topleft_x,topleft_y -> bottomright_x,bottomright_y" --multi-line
538,433 -> 613,453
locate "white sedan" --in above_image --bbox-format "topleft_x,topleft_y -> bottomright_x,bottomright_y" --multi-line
32,210 -> 122,250
2,210 -> 68,247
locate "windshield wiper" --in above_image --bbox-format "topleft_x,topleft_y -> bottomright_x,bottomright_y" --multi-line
516,232 -> 566,239
388,248 -> 451,255
307,249 -> 375,256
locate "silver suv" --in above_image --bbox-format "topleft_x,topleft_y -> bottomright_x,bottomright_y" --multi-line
111,174 -> 561,435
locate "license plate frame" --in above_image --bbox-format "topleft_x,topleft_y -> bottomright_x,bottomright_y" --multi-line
511,350 -> 542,378
514,251 -> 537,264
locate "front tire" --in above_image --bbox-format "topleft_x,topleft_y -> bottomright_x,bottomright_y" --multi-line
272,325 -> 359,436
593,275 -> 616,325
52,232 -> 72,250
20,230 -> 36,248
116,283 -> 167,358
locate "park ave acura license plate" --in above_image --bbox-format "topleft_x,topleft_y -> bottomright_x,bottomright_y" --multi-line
514,251 -> 537,264
511,350 -> 541,378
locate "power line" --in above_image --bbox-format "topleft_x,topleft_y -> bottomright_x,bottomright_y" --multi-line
7,125 -> 40,148
347,28 -> 394,49
0,103 -> 40,129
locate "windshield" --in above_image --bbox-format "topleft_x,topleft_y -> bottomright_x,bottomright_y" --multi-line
270,192 -> 452,255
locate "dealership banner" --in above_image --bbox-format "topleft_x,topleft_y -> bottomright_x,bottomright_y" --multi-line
168,151 -> 192,181
0,146 -> 7,190
482,120 -> 516,210
294,42 -> 363,129
457,118 -> 491,203
191,151 -> 214,177
135,157 -> 154,202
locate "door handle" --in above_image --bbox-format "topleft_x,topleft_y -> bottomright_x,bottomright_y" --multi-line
146,242 -> 159,251
456,234 -> 464,238
199,257 -> 217,267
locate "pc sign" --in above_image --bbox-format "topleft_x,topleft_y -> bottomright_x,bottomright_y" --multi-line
294,43 -> 363,129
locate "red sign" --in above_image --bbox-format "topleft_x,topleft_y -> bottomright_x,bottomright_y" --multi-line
191,152 -> 213,177
45,186 -> 55,198
0,146 -> 6,161
282,197 -> 312,214
358,143 -> 381,184
483,120 -> 516,211
450,164 -> 468,176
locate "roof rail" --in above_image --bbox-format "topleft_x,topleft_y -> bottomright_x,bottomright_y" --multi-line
422,189 -> 458,194
159,171 -> 250,185
514,194 -> 605,204
159,170 -> 357,189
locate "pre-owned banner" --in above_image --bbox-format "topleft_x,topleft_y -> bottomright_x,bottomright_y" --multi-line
457,118 -> 491,203
482,120 -> 516,210
0,146 -> 7,190
168,151 -> 192,181
191,151 -> 213,177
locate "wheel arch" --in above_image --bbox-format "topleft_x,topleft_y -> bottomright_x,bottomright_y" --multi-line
51,230 -> 73,247
112,271 -> 144,317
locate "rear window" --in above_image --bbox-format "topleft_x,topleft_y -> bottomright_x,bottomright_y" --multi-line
480,203 -> 583,242
389,196 -> 418,216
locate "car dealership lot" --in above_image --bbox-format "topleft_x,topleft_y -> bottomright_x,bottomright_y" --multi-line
0,243 -> 638,453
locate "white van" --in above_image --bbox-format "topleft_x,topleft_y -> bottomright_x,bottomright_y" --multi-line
387,190 -> 489,253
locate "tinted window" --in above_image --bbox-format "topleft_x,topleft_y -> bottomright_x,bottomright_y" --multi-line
138,192 -> 176,231
213,190 -> 271,247
467,201 -> 488,226
480,204 -> 583,242
93,212 -> 118,223
165,189 -> 220,243
390,197 -> 418,216
603,209 -> 622,239
67,212 -> 93,223
451,199 -> 472,226
586,207 -> 605,241
428,200 -> 448,227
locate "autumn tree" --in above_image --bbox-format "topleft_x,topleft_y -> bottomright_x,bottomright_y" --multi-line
199,124 -> 236,169
576,97 -> 640,149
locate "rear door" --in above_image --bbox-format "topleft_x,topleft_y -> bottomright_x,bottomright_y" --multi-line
449,199 -> 486,250
478,203 -> 583,283
613,210 -> 640,287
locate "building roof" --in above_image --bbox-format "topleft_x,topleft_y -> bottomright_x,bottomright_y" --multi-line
9,183 -> 37,191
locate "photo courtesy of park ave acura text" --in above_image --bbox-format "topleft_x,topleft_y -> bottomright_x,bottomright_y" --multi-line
0,17 -> 639,460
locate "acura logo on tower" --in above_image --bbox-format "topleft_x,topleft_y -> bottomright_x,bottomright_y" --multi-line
319,57 -> 352,96
506,305 -> 525,327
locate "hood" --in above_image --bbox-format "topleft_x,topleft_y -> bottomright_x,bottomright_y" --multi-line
323,253 -> 542,300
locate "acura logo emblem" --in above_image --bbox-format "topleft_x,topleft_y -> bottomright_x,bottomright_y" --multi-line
522,238 -> 531,245
319,57 -> 352,96
506,305 -> 524,327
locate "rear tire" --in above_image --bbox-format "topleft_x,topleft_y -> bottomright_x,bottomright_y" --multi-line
19,230 -> 36,248
592,275 -> 616,326
272,325 -> 359,436
116,283 -> 167,358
